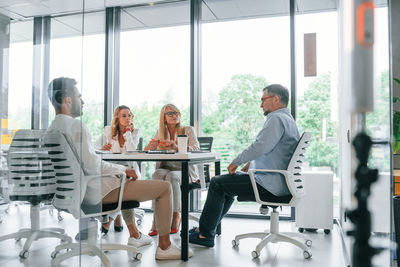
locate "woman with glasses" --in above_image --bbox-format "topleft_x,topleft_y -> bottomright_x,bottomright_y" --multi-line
96,105 -> 144,239
145,103 -> 200,236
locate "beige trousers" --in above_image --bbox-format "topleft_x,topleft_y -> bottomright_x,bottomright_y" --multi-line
103,179 -> 172,236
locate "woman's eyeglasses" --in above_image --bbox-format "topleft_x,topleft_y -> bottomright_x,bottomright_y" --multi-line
121,114 -> 133,118
165,111 -> 179,117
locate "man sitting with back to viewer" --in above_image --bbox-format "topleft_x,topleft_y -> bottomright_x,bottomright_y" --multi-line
189,84 -> 300,248
46,77 -> 192,260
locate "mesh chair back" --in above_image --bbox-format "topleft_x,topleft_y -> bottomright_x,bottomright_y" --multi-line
137,137 -> 143,151
197,137 -> 213,152
285,132 -> 312,203
7,130 -> 56,204
44,131 -> 86,218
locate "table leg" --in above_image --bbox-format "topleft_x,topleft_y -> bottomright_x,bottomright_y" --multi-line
181,161 -> 189,261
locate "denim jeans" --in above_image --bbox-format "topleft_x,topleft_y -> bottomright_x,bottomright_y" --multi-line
199,172 -> 275,239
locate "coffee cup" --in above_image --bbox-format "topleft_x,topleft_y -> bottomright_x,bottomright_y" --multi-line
177,134 -> 188,154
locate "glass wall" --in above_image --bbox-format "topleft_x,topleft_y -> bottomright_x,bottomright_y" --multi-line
365,6 -> 391,237
294,11 -> 340,216
200,0 -> 291,214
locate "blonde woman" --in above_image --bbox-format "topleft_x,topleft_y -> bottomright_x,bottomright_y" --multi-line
145,104 -> 200,236
96,105 -> 142,237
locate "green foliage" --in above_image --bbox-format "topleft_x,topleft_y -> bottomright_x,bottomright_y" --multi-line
296,73 -> 338,170
202,74 -> 268,170
81,101 -> 104,142
366,71 -> 390,130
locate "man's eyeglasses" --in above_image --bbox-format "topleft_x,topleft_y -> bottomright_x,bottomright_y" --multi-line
165,111 -> 179,117
261,95 -> 275,103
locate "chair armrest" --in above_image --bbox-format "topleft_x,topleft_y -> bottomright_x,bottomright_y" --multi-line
247,169 -> 289,207
80,172 -> 127,218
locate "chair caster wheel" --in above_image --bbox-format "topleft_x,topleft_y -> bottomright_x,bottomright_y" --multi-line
19,250 -> 29,259
232,239 -> 239,247
298,227 -> 304,233
303,250 -> 312,259
15,238 -> 21,242
251,250 -> 260,259
49,209 -> 54,216
58,215 -> 63,221
51,251 -> 58,259
324,229 -> 331,234
134,252 -> 142,260
305,240 -> 312,247
136,219 -> 142,226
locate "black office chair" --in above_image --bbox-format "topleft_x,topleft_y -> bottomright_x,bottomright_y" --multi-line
189,137 -> 221,235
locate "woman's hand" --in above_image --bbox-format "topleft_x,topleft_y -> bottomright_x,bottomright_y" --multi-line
101,143 -> 112,151
163,140 -> 177,150
144,139 -> 159,151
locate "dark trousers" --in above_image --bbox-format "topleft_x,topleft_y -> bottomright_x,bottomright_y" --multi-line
199,172 -> 275,239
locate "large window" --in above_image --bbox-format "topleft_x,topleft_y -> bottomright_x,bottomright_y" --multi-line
200,1 -> 291,214
8,20 -> 33,131
120,2 -> 190,183
49,12 -> 105,141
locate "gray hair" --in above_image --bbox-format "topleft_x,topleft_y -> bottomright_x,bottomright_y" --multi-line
263,84 -> 289,107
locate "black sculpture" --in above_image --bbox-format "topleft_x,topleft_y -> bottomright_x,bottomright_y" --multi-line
346,132 -> 383,267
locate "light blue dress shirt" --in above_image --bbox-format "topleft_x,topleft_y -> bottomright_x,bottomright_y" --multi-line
232,108 -> 300,196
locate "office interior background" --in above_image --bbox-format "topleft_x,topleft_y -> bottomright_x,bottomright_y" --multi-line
0,0 -> 398,266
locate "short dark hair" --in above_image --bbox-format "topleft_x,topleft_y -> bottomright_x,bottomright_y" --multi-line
263,84 -> 289,107
48,77 -> 77,111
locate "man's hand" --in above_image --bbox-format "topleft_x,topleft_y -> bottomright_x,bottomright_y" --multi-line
227,163 -> 238,175
125,168 -> 138,180
240,162 -> 250,173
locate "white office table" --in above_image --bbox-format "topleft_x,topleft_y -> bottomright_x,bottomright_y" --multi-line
101,151 -> 221,261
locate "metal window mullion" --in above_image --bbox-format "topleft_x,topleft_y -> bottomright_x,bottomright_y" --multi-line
0,15 -> 10,134
104,7 -> 114,127
290,0 -> 296,121
289,0 -> 296,220
32,17 -> 42,130
113,7 -> 121,111
41,16 -> 51,129
190,0 -> 202,132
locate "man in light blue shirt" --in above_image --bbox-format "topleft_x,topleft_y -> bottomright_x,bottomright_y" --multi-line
189,84 -> 300,247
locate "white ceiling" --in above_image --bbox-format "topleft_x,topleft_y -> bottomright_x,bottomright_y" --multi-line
1,0 -> 388,42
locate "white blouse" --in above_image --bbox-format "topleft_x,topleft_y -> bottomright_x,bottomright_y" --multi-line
154,126 -> 200,182
96,126 -> 141,179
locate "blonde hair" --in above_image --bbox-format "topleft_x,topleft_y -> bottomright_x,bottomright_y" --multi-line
111,105 -> 134,139
158,103 -> 184,141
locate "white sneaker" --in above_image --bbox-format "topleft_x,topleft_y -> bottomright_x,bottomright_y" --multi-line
155,243 -> 193,260
128,232 -> 153,248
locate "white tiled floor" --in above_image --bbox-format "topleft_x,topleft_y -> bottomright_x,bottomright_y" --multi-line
0,203 -> 392,267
